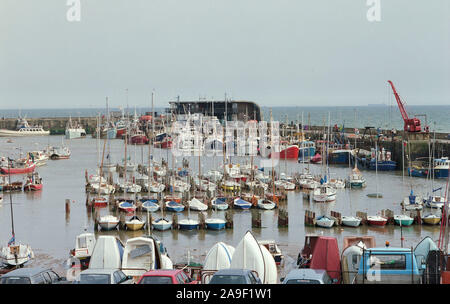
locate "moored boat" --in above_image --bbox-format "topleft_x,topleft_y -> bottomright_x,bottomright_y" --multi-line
367,215 -> 388,226
233,197 -> 252,209
341,216 -> 361,227
316,215 -> 335,228
394,214 -> 414,226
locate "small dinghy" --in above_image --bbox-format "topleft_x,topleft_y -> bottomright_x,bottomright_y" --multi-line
125,215 -> 145,231
367,215 -> 388,226
118,201 -> 137,213
230,231 -> 277,284
71,232 -> 96,269
233,197 -> 252,209
394,214 -> 414,226
313,185 -> 337,202
257,199 -> 276,210
424,196 -> 445,209
205,218 -> 226,230
92,196 -> 108,208
165,201 -> 185,212
316,215 -> 335,228
402,192 -> 423,211
203,242 -> 235,271
178,218 -> 199,230
341,216 -> 361,227
211,197 -> 229,210
98,215 -> 119,231
152,218 -> 173,231
188,198 -> 208,211
142,199 -> 159,212
422,214 -> 441,225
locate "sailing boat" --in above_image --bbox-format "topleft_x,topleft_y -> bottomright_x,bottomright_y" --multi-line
367,139 -> 382,197
0,161 -> 34,267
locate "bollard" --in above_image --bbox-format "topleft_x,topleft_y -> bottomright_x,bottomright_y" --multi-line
65,199 -> 71,214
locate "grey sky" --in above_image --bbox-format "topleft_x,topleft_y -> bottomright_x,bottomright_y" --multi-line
0,0 -> 448,109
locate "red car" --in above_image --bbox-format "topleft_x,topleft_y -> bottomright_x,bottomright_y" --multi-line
137,270 -> 198,284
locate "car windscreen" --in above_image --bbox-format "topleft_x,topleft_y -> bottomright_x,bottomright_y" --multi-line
285,279 -> 322,284
79,274 -> 110,284
0,277 -> 32,284
139,276 -> 173,284
209,275 -> 247,284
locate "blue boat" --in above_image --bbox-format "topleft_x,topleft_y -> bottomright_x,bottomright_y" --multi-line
328,149 -> 355,165
178,218 -> 199,230
152,218 -> 172,231
142,199 -> 159,212
233,198 -> 252,209
205,218 -> 226,230
165,201 -> 185,212
433,157 -> 449,179
211,197 -> 229,210
298,141 -> 316,162
369,159 -> 397,171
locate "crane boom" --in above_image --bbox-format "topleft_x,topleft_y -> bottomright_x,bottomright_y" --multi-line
387,80 -> 421,132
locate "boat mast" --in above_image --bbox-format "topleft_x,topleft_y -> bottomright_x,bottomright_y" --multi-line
8,160 -> 15,246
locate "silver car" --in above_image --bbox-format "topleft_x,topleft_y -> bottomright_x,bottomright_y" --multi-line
281,269 -> 336,284
73,268 -> 134,284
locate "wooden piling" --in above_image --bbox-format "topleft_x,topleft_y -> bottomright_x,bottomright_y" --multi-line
304,210 -> 316,226
330,211 -> 341,226
356,211 -> 368,225
278,208 -> 289,227
198,212 -> 206,229
381,209 -> 394,225
252,210 -> 262,228
172,213 -> 178,230
65,199 -> 71,214
225,210 -> 233,229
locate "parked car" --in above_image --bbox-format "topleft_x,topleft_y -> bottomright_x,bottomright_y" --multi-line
137,269 -> 197,284
280,269 -> 336,284
0,267 -> 67,284
208,269 -> 262,284
73,268 -> 133,284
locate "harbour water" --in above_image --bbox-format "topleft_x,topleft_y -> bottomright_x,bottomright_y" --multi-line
0,135 -> 447,277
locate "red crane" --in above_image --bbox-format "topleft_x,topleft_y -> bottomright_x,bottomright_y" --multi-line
387,80 -> 421,132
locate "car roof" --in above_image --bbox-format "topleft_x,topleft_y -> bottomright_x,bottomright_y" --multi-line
213,269 -> 252,275
142,269 -> 182,276
1,267 -> 52,278
80,268 -> 119,275
285,269 -> 328,280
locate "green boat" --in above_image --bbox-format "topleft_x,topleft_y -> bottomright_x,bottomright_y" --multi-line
394,214 -> 414,226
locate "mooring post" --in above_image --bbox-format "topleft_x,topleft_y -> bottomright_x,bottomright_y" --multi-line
65,199 -> 71,214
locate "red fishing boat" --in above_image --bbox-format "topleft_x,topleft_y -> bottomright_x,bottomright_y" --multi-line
129,129 -> 149,145
23,172 -> 43,191
92,196 -> 108,208
0,159 -> 36,175
268,143 -> 299,160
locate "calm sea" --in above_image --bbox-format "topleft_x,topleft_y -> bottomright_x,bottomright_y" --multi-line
1,105 -> 449,132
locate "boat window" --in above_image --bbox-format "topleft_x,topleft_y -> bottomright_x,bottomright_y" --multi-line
369,255 -> 406,270
79,274 -> 110,284
0,277 -> 32,284
139,276 -> 173,284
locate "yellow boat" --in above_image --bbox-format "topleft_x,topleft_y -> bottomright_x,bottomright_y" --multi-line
422,214 -> 441,225
125,216 -> 145,231
222,181 -> 240,191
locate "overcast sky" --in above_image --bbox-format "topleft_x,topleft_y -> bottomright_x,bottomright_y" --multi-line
0,0 -> 448,109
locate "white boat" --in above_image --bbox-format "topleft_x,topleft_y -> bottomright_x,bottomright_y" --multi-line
203,242 -> 235,271
188,197 -> 208,211
274,180 -> 296,191
230,231 -> 277,284
46,146 -> 71,160
258,240 -> 284,266
257,199 -> 276,210
316,215 -> 335,228
349,167 -> 366,188
65,118 -> 86,139
206,170 -> 223,182
73,232 -> 96,262
89,236 -> 124,269
152,218 -> 173,231
118,182 -> 142,193
313,185 -> 337,202
171,180 -> 191,192
299,178 -> 320,190
329,178 -> 346,189
178,218 -> 199,230
91,183 -> 115,195
341,216 -> 361,227
0,243 -> 34,267
425,196 -> 445,209
402,194 -> 423,211
28,150 -> 48,167
147,181 -> 165,193
122,236 -> 172,277
98,215 -> 119,231
0,118 -> 49,137
211,197 -> 229,210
